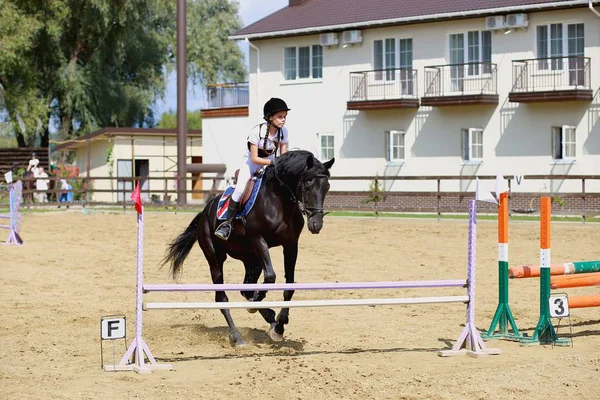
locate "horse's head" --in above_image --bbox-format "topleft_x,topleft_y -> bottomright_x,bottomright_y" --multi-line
298,154 -> 335,234
272,150 -> 335,234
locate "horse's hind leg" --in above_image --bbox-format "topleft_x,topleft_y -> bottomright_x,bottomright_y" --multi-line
200,239 -> 246,347
241,260 -> 277,324
240,259 -> 261,303
249,236 -> 276,303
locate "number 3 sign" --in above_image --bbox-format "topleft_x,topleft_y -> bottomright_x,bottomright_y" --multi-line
549,294 -> 570,318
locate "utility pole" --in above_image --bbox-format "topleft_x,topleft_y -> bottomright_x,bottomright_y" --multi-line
176,0 -> 187,205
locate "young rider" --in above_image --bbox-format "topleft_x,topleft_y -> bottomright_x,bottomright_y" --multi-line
214,97 -> 290,240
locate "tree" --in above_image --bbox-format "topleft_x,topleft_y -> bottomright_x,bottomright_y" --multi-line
0,0 -> 245,148
156,109 -> 202,130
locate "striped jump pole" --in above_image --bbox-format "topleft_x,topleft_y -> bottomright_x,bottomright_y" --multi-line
484,192 -> 521,341
509,261 -> 600,278
520,197 -> 570,346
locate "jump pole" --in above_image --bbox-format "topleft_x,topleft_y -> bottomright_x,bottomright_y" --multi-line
103,203 -> 172,373
550,273 -> 600,289
484,192 -> 521,341
520,197 -> 570,346
509,261 -> 600,278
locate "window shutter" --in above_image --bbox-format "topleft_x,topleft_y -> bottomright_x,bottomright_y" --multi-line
551,127 -> 561,159
461,129 -> 469,160
384,131 -> 390,162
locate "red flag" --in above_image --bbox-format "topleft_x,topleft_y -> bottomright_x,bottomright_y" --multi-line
130,181 -> 143,214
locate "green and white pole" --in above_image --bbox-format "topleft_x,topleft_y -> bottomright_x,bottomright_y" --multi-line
485,192 -> 521,340
520,197 -> 570,346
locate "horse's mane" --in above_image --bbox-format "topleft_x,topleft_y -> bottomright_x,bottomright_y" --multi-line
266,150 -> 329,183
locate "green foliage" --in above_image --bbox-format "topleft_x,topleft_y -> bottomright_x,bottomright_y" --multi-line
361,179 -> 385,204
156,109 -> 202,129
186,0 -> 246,85
0,0 -> 245,148
552,196 -> 566,207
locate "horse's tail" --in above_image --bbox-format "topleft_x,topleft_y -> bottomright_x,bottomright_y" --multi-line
161,211 -> 203,279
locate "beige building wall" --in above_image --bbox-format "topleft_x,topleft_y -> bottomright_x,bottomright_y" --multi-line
75,134 -> 202,202
202,7 -> 600,196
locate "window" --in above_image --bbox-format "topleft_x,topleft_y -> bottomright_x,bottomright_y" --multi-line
319,134 -> 334,160
449,31 -> 492,75
284,45 -> 323,80
552,126 -> 576,160
385,130 -> 405,162
374,38 -> 397,81
461,128 -> 483,161
536,23 -> 584,71
399,39 -> 414,94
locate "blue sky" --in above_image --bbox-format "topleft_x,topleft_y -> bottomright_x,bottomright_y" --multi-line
153,0 -> 287,116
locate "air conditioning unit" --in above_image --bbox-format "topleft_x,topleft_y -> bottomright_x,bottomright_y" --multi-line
320,32 -> 339,47
342,30 -> 363,45
505,13 -> 529,28
485,16 -> 505,30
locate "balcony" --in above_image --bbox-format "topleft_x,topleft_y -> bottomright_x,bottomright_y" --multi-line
422,63 -> 499,107
509,57 -> 593,103
200,82 -> 249,118
347,68 -> 419,110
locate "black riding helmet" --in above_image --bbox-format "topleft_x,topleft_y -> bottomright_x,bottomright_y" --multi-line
263,98 -> 290,121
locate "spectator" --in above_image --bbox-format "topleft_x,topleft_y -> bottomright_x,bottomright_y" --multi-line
36,167 -> 50,203
59,179 -> 69,203
27,153 -> 40,176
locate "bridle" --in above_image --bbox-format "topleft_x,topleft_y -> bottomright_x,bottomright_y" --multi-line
272,161 -> 329,219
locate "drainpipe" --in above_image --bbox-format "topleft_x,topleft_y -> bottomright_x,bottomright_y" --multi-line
589,1 -> 600,17
245,38 -> 260,126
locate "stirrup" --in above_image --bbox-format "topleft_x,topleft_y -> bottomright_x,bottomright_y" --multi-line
214,221 -> 231,240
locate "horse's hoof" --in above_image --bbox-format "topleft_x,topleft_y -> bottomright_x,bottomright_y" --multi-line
229,334 -> 247,347
247,308 -> 258,314
269,325 -> 284,342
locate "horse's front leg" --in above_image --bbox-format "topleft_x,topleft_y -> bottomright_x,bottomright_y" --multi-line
272,243 -> 298,340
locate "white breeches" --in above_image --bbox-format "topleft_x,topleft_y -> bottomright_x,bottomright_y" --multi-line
231,158 -> 263,202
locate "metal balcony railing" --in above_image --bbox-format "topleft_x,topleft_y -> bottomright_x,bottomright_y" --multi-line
423,62 -> 497,97
205,82 -> 249,109
349,68 -> 418,102
511,56 -> 591,92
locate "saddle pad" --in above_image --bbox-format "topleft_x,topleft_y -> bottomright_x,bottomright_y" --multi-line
216,176 -> 263,220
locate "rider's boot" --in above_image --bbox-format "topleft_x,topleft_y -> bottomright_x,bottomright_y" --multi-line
214,199 -> 240,240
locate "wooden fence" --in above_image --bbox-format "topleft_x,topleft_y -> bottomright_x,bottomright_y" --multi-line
2,174 -> 600,221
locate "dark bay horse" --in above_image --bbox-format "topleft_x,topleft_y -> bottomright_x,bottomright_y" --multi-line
162,150 -> 335,346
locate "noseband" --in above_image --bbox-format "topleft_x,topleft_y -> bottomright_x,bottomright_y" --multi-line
272,162 -> 329,218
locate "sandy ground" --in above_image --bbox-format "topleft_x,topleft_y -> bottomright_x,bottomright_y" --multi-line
1,209 -> 600,400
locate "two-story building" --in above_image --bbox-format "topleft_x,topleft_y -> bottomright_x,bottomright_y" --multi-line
201,0 -> 600,211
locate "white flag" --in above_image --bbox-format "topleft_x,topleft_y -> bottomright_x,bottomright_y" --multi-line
4,171 -> 13,184
495,172 -> 509,196
476,177 -> 498,204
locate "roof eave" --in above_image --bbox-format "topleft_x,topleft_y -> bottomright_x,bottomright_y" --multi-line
229,0 -> 590,40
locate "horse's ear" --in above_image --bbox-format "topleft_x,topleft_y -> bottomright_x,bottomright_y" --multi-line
306,154 -> 314,169
323,157 -> 335,170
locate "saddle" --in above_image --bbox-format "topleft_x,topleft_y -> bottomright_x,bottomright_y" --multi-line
233,166 -> 266,207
